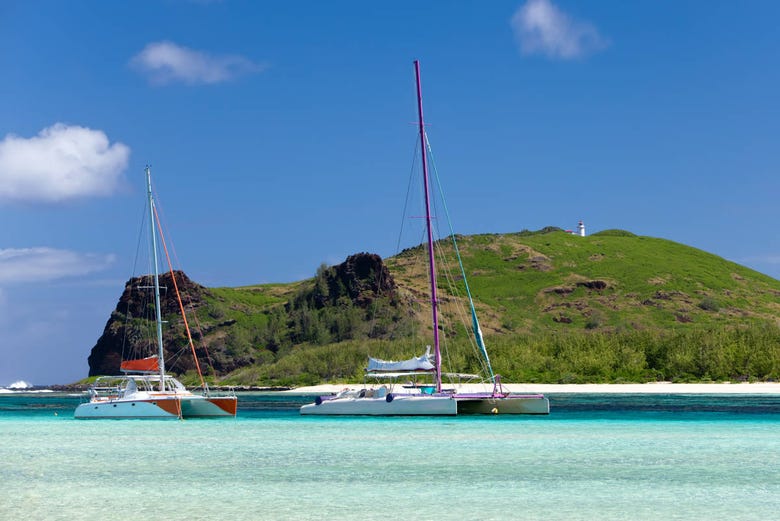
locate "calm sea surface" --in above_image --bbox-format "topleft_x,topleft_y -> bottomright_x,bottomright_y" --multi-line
1,393 -> 778,520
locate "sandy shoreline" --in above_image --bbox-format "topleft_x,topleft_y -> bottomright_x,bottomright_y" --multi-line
284,382 -> 780,395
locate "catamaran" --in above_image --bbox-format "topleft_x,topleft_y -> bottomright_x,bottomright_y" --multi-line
301,61 -> 549,416
74,167 -> 237,419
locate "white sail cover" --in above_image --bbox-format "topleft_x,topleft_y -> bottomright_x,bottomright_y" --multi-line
367,346 -> 435,373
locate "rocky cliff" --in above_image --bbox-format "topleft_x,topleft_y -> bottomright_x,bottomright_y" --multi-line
86,271 -> 211,376
86,254 -> 400,378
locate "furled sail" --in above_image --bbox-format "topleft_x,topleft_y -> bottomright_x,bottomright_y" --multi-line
120,356 -> 160,374
367,346 -> 435,372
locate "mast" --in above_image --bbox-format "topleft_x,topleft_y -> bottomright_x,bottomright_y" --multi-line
414,60 -> 442,393
145,166 -> 167,391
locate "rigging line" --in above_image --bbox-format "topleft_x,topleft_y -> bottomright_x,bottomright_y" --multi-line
153,192 -> 216,373
425,134 -> 496,383
167,346 -> 188,366
122,195 -> 155,364
152,184 -> 216,374
367,137 -> 417,338
426,149 -> 465,382
184,301 -> 214,375
395,133 -> 422,257
153,204 -> 208,392
435,238 -> 491,383
433,235 -> 486,383
369,133 -> 420,344
432,218 -> 491,381
131,194 -> 150,279
433,211 -> 492,385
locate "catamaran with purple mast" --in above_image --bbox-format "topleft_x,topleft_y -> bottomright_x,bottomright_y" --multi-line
300,61 -> 549,416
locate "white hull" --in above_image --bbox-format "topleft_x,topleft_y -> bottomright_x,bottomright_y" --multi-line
300,392 -> 549,416
76,168 -> 239,421
74,397 -> 181,419
455,394 -> 550,415
74,391 -> 237,420
300,394 -> 457,416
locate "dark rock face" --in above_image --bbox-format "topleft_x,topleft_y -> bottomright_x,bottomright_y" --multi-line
314,253 -> 396,309
87,256 -> 399,378
120,271 -> 206,319
86,271 -> 209,377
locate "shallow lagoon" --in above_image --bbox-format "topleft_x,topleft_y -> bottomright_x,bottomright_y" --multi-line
1,393 -> 778,520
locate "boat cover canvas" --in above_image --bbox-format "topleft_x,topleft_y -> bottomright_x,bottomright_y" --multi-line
120,356 -> 160,373
366,346 -> 435,372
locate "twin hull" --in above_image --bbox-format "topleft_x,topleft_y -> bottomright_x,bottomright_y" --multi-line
300,393 -> 549,416
455,394 -> 550,415
74,395 -> 237,419
300,395 -> 457,415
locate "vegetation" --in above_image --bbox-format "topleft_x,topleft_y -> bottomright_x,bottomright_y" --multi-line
93,230 -> 780,386
212,325 -> 780,386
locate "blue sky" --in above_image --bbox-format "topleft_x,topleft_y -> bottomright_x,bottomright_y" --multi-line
1,0 -> 779,385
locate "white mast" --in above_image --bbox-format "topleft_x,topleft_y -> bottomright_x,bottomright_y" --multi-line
145,166 -> 167,391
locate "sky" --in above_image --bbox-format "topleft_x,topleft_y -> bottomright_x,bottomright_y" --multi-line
1,0 -> 779,385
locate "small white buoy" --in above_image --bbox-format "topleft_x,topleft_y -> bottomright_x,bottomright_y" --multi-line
491,407 -> 498,414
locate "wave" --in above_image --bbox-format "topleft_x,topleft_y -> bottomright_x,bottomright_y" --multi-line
0,380 -> 54,393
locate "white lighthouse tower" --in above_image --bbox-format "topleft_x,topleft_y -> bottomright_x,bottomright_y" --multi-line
578,220 -> 585,237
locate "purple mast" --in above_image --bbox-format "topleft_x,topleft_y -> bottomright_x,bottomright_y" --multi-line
414,60 -> 442,393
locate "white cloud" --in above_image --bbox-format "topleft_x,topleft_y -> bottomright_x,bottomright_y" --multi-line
511,0 -> 608,59
131,41 -> 266,85
0,124 -> 130,203
0,248 -> 116,284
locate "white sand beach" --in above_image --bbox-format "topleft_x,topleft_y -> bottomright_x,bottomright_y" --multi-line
286,382 -> 780,395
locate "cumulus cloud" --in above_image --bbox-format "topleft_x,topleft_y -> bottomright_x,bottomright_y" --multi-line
131,41 -> 266,85
0,248 -> 116,284
511,0 -> 608,59
0,124 -> 130,203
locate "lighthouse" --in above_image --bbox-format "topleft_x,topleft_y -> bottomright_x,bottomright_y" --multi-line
578,221 -> 585,237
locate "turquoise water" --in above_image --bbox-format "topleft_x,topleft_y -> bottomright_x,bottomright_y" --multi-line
1,394 -> 779,520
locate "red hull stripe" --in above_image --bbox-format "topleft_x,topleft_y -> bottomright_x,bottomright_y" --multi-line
154,399 -> 182,416
208,397 -> 238,416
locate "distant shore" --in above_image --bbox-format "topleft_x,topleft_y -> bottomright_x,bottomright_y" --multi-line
284,382 -> 780,395
10,381 -> 780,395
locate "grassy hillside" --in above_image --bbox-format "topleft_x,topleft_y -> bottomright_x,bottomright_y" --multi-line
402,229 -> 780,334
93,229 -> 780,386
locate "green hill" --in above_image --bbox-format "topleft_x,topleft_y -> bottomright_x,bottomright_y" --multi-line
85,229 -> 780,386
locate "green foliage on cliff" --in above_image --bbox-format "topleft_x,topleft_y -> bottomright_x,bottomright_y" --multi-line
94,230 -> 780,386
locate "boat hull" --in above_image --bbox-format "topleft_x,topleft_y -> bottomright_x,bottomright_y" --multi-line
180,396 -> 238,417
455,394 -> 550,415
300,394 -> 457,416
74,398 -> 182,419
74,395 -> 237,419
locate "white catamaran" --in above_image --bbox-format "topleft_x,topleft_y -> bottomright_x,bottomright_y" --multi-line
301,61 -> 549,416
75,167 -> 237,419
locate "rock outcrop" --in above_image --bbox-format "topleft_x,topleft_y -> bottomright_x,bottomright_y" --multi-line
86,271 -> 209,376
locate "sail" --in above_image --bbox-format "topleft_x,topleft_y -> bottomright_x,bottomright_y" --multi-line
120,356 -> 160,374
367,346 -> 435,373
470,307 -> 493,380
